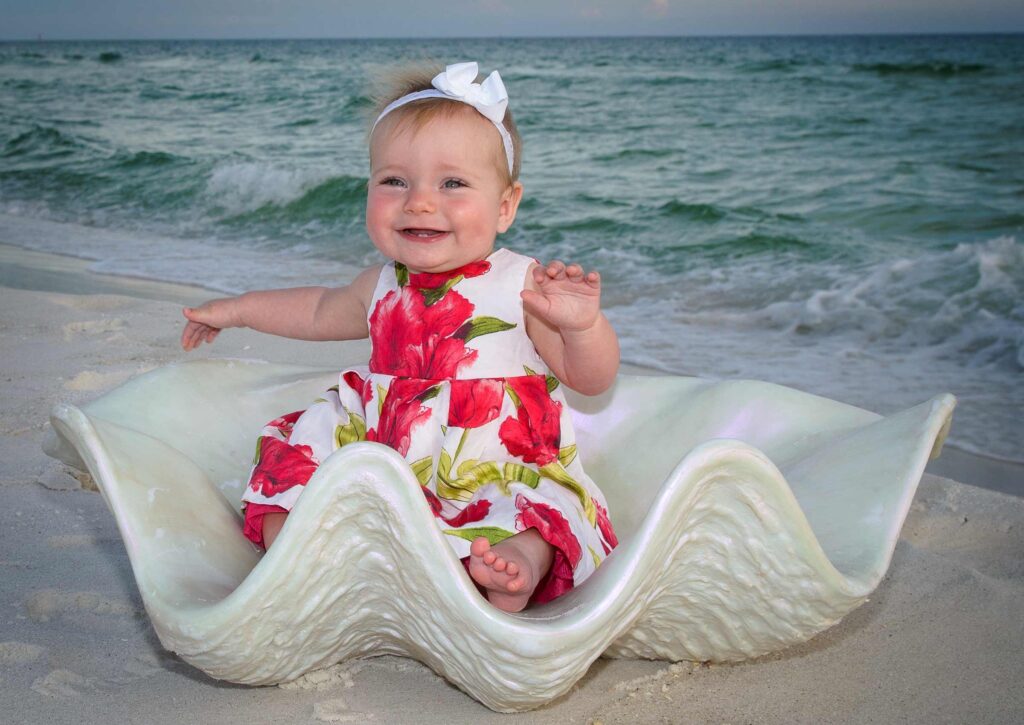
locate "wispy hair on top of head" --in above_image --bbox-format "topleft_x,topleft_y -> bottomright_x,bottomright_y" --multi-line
366,61 -> 522,184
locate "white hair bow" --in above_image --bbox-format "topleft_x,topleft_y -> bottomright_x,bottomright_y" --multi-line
372,61 -> 515,174
430,62 -> 509,126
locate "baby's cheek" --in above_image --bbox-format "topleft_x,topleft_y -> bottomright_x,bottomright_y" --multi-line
365,196 -> 392,234
365,193 -> 384,220
448,198 -> 501,228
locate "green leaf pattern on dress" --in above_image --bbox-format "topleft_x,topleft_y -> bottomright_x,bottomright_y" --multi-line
443,526 -> 515,545
457,316 -> 517,342
334,413 -> 366,449
540,460 -> 596,526
410,455 -> 434,486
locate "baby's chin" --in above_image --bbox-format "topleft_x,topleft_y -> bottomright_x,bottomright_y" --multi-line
392,246 -> 498,275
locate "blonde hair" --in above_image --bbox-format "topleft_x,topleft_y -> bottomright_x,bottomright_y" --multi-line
367,63 -> 522,185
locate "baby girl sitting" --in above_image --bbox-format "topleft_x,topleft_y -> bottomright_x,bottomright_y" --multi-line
181,62 -> 619,612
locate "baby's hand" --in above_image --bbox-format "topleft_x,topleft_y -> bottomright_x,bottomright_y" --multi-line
180,298 -> 241,351
521,260 -> 603,333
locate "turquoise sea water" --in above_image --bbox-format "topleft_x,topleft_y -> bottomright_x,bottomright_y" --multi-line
1,35 -> 1022,459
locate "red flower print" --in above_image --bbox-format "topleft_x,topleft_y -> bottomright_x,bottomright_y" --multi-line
421,485 -> 443,516
420,486 -> 491,527
266,410 -> 303,438
498,375 -> 562,466
342,370 -> 367,396
342,370 -> 372,407
514,494 -> 581,567
409,260 -> 491,290
369,287 -> 478,378
366,378 -> 436,456
448,378 -> 505,429
249,437 -> 319,498
443,499 -> 491,527
595,500 -> 618,554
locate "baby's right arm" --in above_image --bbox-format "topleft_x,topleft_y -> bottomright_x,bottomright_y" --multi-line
180,265 -> 381,351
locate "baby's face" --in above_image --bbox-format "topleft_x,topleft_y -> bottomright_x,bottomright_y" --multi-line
366,109 -> 522,274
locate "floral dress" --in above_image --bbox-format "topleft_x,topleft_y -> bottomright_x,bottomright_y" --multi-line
240,248 -> 618,604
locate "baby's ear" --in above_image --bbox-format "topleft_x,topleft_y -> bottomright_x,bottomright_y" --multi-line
497,181 -> 524,233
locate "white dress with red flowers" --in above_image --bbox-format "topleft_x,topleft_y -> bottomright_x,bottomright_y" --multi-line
240,248 -> 618,604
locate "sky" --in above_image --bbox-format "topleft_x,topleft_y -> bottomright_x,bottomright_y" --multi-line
1,0 -> 1023,40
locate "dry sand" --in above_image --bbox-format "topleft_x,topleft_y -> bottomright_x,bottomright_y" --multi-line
1,244 -> 1022,724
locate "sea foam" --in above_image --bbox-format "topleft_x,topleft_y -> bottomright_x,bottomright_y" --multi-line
205,161 -> 333,216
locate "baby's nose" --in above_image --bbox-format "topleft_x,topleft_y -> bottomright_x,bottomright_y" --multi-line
404,186 -> 437,213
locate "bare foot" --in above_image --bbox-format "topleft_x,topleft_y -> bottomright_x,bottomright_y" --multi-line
468,529 -> 554,613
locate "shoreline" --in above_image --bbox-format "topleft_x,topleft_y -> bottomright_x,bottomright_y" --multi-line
0,241 -> 218,305
4,238 -> 1019,498
925,443 -> 1023,498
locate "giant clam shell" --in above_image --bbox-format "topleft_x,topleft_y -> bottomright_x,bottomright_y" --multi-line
45,359 -> 954,712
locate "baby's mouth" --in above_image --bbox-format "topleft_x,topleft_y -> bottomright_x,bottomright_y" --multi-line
400,228 -> 449,241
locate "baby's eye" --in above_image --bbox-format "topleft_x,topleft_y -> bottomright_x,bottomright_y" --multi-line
380,177 -> 405,187
442,178 -> 467,189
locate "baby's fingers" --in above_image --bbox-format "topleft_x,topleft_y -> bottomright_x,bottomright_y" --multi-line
183,323 -> 203,351
560,266 -> 601,288
520,288 -> 551,319
544,260 -> 566,279
565,263 -> 585,281
532,260 -> 562,284
181,318 -> 198,350
181,320 -> 211,351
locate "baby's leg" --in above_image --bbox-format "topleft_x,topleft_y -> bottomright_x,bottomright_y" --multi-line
262,512 -> 288,549
468,529 -> 554,613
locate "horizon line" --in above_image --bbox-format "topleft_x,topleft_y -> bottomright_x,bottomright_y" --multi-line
2,30 -> 1023,43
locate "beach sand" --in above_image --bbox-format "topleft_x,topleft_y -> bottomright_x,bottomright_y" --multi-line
1,244 -> 1022,724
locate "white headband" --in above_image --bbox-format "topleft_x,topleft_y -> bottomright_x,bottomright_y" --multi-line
371,61 -> 515,175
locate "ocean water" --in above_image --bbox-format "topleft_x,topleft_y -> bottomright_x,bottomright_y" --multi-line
1,35 -> 1022,460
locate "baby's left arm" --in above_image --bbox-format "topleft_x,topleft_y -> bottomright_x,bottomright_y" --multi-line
522,261 -> 620,395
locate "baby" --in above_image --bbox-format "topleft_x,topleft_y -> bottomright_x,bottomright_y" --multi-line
181,61 -> 619,612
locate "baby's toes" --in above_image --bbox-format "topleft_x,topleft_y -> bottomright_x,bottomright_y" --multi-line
505,561 -> 520,577
470,536 -> 490,558
506,573 -> 526,592
483,550 -> 497,566
491,555 -> 508,573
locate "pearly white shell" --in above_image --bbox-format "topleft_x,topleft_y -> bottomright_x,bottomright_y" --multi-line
44,360 -> 954,712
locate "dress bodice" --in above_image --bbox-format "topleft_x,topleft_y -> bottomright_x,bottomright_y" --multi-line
366,248 -> 549,380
